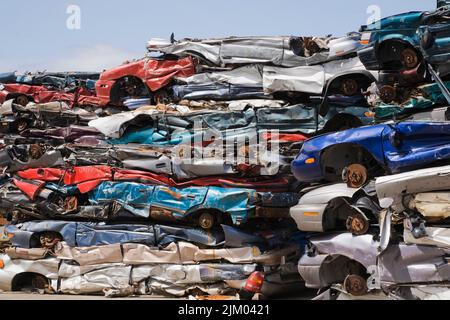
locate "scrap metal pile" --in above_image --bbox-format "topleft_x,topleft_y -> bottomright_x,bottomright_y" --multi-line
2,1 -> 450,300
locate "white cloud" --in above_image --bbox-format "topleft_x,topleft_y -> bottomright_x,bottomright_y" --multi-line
47,44 -> 142,72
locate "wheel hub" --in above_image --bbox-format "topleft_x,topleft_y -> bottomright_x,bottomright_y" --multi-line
342,164 -> 368,188
379,85 -> 396,104
341,79 -> 359,96
344,274 -> 368,296
346,213 -> 370,235
198,212 -> 215,230
401,48 -> 419,69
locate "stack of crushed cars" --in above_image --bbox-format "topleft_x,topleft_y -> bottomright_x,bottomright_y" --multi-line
2,1 -> 450,300
290,1 -> 450,300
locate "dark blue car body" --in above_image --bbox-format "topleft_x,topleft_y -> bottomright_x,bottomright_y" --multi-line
358,4 -> 450,70
292,121 -> 450,183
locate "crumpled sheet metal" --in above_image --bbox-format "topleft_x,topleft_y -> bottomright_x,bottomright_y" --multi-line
404,226 -> 450,250
378,244 -> 450,284
55,243 -> 123,266
305,232 -> 450,286
5,221 -> 226,248
0,254 -> 59,291
5,247 -> 48,260
0,145 -> 64,173
263,56 -> 366,94
89,181 -> 257,223
59,265 -> 132,295
376,165 -> 450,213
131,263 -> 256,285
56,262 -> 253,296
182,64 -> 263,86
88,110 -> 158,139
146,279 -> 233,297
123,243 -> 297,266
147,36 -> 330,68
408,192 -> 450,220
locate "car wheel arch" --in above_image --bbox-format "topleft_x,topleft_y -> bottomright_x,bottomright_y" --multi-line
320,143 -> 382,182
319,254 -> 368,288
11,272 -> 50,292
377,39 -> 422,69
324,72 -> 376,97
110,75 -> 150,104
322,113 -> 364,134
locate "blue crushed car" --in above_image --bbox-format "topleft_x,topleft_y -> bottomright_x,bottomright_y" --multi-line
358,3 -> 450,70
89,181 -> 259,229
292,121 -> 450,188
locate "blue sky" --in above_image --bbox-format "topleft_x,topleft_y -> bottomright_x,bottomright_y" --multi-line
1,0 -> 436,72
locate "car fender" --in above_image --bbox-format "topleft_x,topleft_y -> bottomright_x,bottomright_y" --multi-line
290,183 -> 359,232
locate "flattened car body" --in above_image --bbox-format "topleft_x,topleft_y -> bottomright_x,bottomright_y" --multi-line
298,233 -> 450,290
292,121 -> 450,184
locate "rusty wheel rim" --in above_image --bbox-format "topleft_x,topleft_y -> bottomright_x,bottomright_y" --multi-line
342,164 -> 368,188
16,120 -> 28,132
64,196 -> 79,212
346,214 -> 370,235
344,274 -> 368,296
15,95 -> 28,106
341,79 -> 359,96
31,275 -> 49,290
29,144 -> 44,159
401,48 -> 419,69
379,85 -> 396,104
199,212 -> 215,230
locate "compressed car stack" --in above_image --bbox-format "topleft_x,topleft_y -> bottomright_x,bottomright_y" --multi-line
1,0 -> 450,300
290,1 -> 450,300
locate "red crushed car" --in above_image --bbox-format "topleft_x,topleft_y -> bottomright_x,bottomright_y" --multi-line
95,56 -> 196,105
0,83 -> 101,108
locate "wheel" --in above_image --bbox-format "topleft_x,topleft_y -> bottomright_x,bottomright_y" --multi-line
15,119 -> 29,133
29,144 -> 44,160
31,274 -> 49,290
64,196 -> 79,212
400,48 -> 419,69
198,212 -> 216,230
379,85 -> 396,104
342,164 -> 368,188
343,274 -> 368,296
39,232 -> 63,249
15,95 -> 29,106
154,90 -> 169,104
340,78 -> 359,96
346,213 -> 370,235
